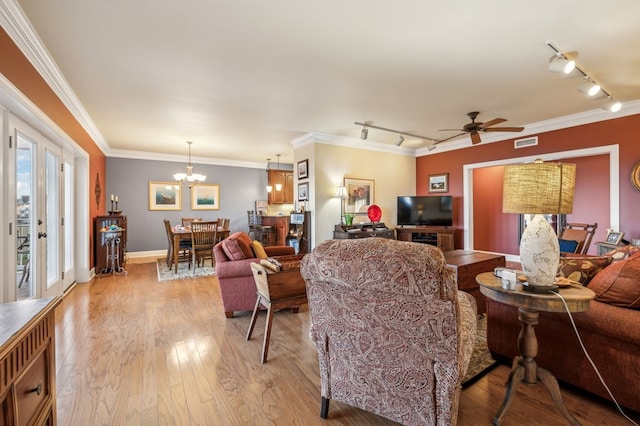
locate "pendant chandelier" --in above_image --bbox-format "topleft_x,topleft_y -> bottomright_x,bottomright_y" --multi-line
173,141 -> 206,187
265,154 -> 283,193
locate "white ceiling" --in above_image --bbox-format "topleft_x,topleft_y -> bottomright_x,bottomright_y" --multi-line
8,0 -> 640,165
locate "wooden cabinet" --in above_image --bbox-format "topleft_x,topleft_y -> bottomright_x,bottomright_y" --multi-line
267,170 -> 294,204
395,226 -> 455,252
333,223 -> 395,240
94,215 -> 127,272
0,297 -> 60,426
262,216 -> 289,246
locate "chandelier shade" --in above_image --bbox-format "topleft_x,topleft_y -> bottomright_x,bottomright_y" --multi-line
174,141 -> 205,186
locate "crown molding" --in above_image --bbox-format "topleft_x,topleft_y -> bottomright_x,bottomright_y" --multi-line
0,0 -> 109,154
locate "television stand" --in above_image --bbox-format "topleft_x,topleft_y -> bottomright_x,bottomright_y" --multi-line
395,226 -> 455,252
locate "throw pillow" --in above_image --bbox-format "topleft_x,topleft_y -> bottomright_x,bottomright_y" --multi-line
221,232 -> 255,260
588,251 -> 640,309
557,256 -> 613,285
603,245 -> 640,262
558,239 -> 579,253
251,240 -> 268,259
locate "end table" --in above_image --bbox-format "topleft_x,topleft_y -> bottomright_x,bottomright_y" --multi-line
476,272 -> 595,426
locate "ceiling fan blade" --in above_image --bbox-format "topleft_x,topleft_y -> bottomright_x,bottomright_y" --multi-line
478,118 -> 506,129
471,131 -> 482,144
438,128 -> 463,132
483,126 -> 525,132
436,133 -> 465,143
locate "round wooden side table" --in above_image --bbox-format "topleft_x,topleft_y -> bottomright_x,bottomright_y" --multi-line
476,272 -> 595,426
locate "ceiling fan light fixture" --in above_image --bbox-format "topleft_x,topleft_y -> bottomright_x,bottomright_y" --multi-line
578,80 -> 601,97
602,100 -> 622,113
548,55 -> 575,74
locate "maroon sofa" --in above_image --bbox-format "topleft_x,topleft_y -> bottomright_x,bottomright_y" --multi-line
213,231 -> 298,318
486,247 -> 640,413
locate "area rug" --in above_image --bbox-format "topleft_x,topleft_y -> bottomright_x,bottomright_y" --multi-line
156,259 -> 215,281
462,314 -> 497,388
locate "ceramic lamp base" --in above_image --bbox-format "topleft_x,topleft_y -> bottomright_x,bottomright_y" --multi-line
520,214 -> 560,288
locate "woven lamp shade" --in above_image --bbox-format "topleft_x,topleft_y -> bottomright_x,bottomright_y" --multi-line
503,161 -> 576,214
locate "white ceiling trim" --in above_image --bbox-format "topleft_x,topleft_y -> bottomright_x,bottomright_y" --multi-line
0,0 -> 109,154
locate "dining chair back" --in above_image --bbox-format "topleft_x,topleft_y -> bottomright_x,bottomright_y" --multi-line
182,217 -> 203,228
189,221 -> 218,271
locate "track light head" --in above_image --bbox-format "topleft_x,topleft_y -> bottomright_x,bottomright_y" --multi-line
395,135 -> 404,146
548,54 -> 576,74
578,80 -> 601,97
360,127 -> 368,140
602,100 -> 622,113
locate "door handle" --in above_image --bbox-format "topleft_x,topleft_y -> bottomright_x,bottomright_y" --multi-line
38,232 -> 47,239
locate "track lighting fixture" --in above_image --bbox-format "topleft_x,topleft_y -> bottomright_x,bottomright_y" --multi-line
546,41 -> 622,113
548,54 -> 576,74
578,80 -> 601,97
602,99 -> 622,113
354,121 -> 439,148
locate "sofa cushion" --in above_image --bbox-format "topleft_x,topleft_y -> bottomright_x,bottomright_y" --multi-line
558,239 -> 579,253
587,252 -> 640,309
251,240 -> 268,259
556,256 -> 612,285
604,245 -> 640,262
221,232 -> 255,260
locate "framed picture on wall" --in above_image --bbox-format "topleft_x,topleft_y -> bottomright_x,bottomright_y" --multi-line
343,177 -> 374,215
149,181 -> 181,210
297,159 -> 309,179
191,184 -> 220,210
428,173 -> 449,193
298,182 -> 309,201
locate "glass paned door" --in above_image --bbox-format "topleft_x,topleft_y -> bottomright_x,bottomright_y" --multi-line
16,136 -> 35,300
42,140 -> 62,297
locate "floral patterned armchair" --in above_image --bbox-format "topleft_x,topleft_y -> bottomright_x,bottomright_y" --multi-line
301,238 -> 477,425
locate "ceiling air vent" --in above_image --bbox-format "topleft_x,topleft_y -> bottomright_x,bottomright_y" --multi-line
514,136 -> 538,149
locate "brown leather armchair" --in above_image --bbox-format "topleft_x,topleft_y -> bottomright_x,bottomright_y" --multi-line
213,232 -> 297,318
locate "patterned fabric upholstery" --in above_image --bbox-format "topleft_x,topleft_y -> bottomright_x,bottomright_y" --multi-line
301,238 -> 477,425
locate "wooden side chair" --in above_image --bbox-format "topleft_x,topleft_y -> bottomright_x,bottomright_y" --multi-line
558,222 -> 598,255
163,219 -> 191,268
247,210 -> 274,246
188,221 -> 218,271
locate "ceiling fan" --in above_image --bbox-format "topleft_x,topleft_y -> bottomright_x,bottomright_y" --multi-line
436,111 -> 524,145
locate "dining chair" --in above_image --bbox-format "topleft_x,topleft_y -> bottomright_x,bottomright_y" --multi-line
164,219 -> 191,268
188,221 -> 218,272
182,217 -> 203,228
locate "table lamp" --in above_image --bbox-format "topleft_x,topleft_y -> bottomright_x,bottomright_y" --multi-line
335,185 -> 349,224
502,160 -> 576,292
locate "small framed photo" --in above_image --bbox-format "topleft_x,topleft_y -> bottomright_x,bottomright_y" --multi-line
298,182 -> 309,201
428,173 -> 449,193
149,181 -> 181,210
191,184 -> 220,210
605,230 -> 625,245
297,159 -> 309,180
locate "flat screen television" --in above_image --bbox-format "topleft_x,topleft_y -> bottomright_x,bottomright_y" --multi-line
397,196 -> 453,226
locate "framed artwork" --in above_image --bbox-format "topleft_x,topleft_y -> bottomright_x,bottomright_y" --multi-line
343,177 -> 374,215
298,182 -> 309,201
191,184 -> 220,210
297,159 -> 309,180
149,181 -> 181,210
428,173 -> 449,193
605,230 -> 625,245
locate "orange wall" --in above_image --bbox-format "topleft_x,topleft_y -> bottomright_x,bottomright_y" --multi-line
1,28 -> 107,267
417,115 -> 640,253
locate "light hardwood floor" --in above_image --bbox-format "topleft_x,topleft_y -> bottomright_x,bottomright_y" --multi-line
54,262 -> 638,425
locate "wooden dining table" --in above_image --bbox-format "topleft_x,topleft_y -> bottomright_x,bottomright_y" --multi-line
172,227 -> 229,273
